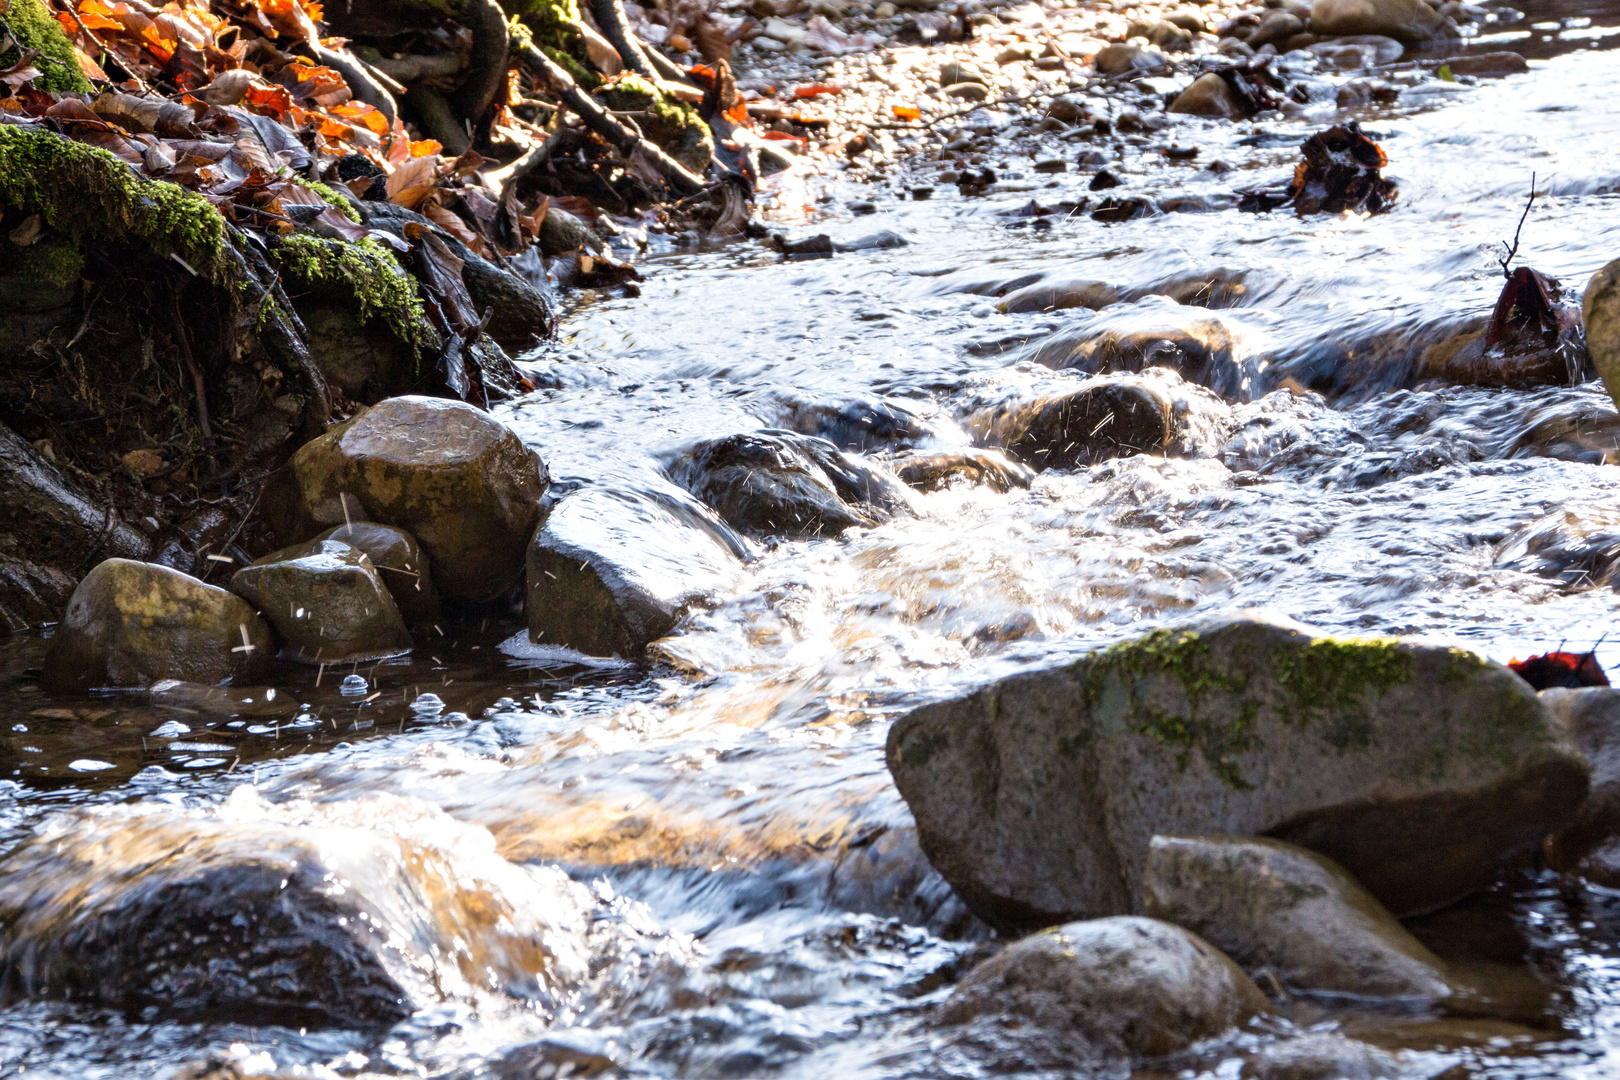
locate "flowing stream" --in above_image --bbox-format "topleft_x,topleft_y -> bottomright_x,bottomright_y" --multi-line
11,9 -> 1620,1076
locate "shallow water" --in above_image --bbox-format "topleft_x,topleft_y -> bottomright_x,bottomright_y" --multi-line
12,9 -> 1620,1077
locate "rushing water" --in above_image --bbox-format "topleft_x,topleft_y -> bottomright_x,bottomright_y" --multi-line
12,9 -> 1620,1077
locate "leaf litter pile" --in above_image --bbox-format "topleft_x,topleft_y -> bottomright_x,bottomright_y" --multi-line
0,0 -> 793,623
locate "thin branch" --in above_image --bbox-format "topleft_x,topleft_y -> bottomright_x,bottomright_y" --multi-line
1499,172 -> 1536,279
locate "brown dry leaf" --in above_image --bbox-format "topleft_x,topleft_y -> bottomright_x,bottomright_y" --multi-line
92,91 -> 200,137
387,154 -> 441,210
423,201 -> 486,255
121,449 -> 166,477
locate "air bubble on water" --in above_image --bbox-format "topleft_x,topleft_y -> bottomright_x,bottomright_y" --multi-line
410,692 -> 445,718
340,674 -> 369,697
150,720 -> 190,738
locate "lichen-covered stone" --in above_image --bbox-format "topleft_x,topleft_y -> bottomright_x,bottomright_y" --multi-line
672,430 -> 913,540
940,916 -> 1266,1058
230,540 -> 412,663
43,559 -> 274,690
275,397 -> 548,603
886,611 -> 1588,932
1143,835 -> 1454,999
527,486 -> 746,658
315,522 -> 439,621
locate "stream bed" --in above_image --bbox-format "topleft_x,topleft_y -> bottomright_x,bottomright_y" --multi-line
10,8 -> 1620,1077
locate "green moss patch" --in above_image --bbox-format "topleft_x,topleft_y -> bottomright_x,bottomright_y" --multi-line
506,2 -> 597,88
0,126 -> 230,284
2,0 -> 91,93
597,73 -> 714,172
268,234 -> 429,348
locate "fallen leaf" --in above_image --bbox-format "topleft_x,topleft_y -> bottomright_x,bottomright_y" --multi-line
891,104 -> 920,121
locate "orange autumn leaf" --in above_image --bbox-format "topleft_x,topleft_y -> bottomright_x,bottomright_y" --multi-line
318,116 -> 351,139
891,104 -> 920,121
243,83 -> 293,116
409,138 -> 443,158
333,101 -> 387,134
793,83 -> 841,99
724,100 -> 748,124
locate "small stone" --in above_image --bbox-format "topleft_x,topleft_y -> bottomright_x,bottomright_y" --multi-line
938,60 -> 987,86
1033,159 -> 1067,173
874,1 -> 895,16
1045,94 -> 1089,124
1170,71 -> 1245,118
1092,43 -> 1166,76
230,540 -> 412,664
941,916 -> 1267,1058
890,448 -> 1034,493
121,449 -> 166,478
1245,1034 -> 1401,1080
1443,51 -> 1527,76
997,277 -> 1121,314
943,81 -> 990,101
1250,9 -> 1305,46
314,522 -> 438,621
43,559 -> 274,691
1144,19 -> 1195,50
1089,168 -> 1123,190
996,42 -> 1042,64
1144,835 -> 1454,999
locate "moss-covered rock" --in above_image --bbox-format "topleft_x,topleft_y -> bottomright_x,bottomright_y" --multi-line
506,0 -> 598,88
2,0 -> 91,93
42,559 -> 275,691
0,236 -> 83,311
596,74 -> 714,175
885,611 -> 1588,932
269,234 -> 428,348
0,127 -> 230,286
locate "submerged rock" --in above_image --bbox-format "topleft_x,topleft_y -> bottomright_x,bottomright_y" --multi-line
890,448 -> 1035,493
1309,0 -> 1447,43
940,916 -> 1266,1058
1540,688 -> 1620,873
270,396 -> 547,603
314,522 -> 438,621
886,611 -> 1587,931
1171,72 -> 1245,118
527,486 -> 746,658
43,559 -> 274,691
672,430 -> 913,540
1244,1034 -> 1401,1080
1026,296 -> 1251,400
1143,835 -> 1454,999
969,371 -> 1230,471
996,277 -> 1122,314
0,787 -> 656,1026
230,539 -> 412,664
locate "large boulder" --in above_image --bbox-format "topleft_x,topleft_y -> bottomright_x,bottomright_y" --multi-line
1309,0 -> 1447,44
940,916 -> 1266,1058
230,539 -> 412,663
270,397 -> 547,603
1540,688 -> 1620,872
1143,835 -> 1453,999
0,787 -> 638,1026
886,612 -> 1588,932
527,486 -> 747,658
314,522 -> 438,621
671,431 -> 913,540
42,559 -> 274,691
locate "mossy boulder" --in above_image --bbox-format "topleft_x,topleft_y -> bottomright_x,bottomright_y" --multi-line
42,559 -> 274,691
272,396 -> 548,604
526,486 -> 746,658
885,611 -> 1588,932
940,916 -> 1266,1062
315,522 -> 439,621
1143,835 -> 1454,999
596,74 -> 714,176
230,539 -> 413,663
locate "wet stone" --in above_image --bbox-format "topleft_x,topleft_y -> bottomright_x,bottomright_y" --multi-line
270,396 -> 548,604
314,521 -> 438,621
974,374 -> 1181,471
230,539 -> 412,664
997,277 -> 1122,314
889,448 -> 1035,493
1582,257 -> 1620,412
0,788 -> 644,1026
1093,43 -> 1166,77
1309,0 -> 1447,44
1443,51 -> 1527,77
1540,688 -> 1620,873
1172,72 -> 1246,118
43,559 -> 274,692
1243,1034 -> 1401,1080
1143,835 -> 1455,999
527,486 -> 746,658
673,430 -> 914,540
886,611 -> 1588,931
939,916 -> 1267,1059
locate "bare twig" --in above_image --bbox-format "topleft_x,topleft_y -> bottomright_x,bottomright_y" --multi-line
1499,172 -> 1537,279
